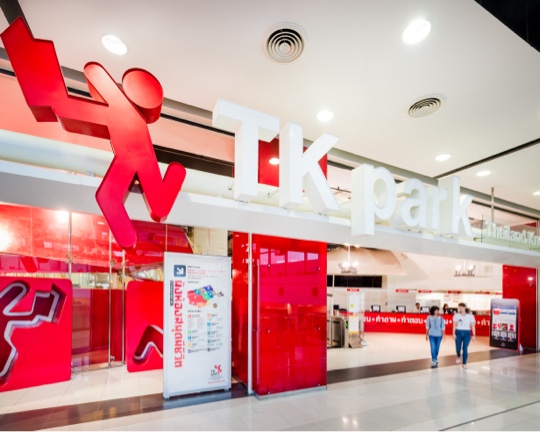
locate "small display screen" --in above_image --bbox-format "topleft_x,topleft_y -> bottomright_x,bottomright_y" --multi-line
420,306 -> 430,313
371,305 -> 381,312
396,305 -> 406,313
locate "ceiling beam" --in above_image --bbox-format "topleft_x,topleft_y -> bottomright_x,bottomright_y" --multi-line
0,0 -> 26,25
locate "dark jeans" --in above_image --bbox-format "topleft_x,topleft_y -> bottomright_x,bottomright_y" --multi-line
455,330 -> 471,364
429,335 -> 443,362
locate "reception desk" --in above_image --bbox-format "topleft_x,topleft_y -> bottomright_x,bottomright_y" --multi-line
364,313 -> 490,337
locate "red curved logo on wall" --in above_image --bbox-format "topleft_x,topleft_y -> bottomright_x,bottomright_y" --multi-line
0,277 -> 72,392
1,17 -> 186,249
126,281 -> 164,372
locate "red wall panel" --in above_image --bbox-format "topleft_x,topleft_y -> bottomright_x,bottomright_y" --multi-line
231,233 -> 250,385
502,265 -> 537,350
230,139 -> 329,395
71,289 -> 123,367
0,277 -> 72,392
126,281 -> 164,372
253,235 -> 327,395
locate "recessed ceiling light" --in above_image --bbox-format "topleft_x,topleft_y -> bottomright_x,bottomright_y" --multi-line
402,19 -> 431,45
269,157 -> 280,165
533,191 -> 540,196
435,154 -> 451,162
102,34 -> 128,55
476,170 -> 491,177
317,109 -> 334,122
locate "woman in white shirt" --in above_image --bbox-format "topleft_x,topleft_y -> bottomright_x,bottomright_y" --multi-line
453,302 -> 476,369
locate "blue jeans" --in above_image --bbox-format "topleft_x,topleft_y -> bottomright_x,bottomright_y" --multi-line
455,330 -> 471,364
429,336 -> 442,362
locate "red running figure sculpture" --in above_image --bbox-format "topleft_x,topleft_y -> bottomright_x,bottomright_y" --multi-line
1,18 -> 186,249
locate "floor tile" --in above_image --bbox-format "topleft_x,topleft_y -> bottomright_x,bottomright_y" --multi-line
99,413 -> 152,428
274,404 -> 332,426
127,418 -> 176,430
172,412 -> 218,428
197,416 -> 249,431
240,410 -> 293,431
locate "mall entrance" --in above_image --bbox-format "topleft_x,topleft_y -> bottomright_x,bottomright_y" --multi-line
325,244 -> 537,374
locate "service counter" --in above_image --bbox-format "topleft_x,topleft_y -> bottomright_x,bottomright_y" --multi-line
364,312 -> 490,337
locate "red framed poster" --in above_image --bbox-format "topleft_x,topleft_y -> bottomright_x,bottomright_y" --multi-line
0,277 -> 72,392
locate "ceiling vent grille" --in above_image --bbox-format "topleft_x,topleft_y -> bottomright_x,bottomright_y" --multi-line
408,97 -> 442,118
263,24 -> 305,63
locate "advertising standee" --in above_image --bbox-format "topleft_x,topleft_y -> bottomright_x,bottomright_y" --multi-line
163,253 -> 231,399
489,298 -> 520,350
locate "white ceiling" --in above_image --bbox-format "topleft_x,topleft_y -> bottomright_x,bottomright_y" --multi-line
5,0 -> 540,211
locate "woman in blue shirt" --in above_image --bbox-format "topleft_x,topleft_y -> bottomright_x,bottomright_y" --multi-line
426,305 -> 445,368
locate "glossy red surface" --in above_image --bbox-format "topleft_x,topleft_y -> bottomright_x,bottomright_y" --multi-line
230,139 -> 329,395
0,277 -> 72,392
126,281 -> 164,372
0,203 -> 192,273
258,139 -> 328,188
502,265 -> 537,349
233,234 -> 327,395
72,289 -> 123,367
231,232 -> 249,385
364,313 -> 490,337
258,235 -> 327,394
2,18 -> 186,249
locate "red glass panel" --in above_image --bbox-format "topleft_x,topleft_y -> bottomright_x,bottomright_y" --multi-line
113,221 -> 192,274
231,232 -> 249,385
502,265 -> 537,350
71,213 -> 110,268
234,234 -> 327,395
0,204 -> 69,261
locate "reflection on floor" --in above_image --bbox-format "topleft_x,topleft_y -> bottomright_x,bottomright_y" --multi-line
0,367 -> 164,415
327,332 -> 493,370
41,354 -> 540,431
0,333 -> 494,416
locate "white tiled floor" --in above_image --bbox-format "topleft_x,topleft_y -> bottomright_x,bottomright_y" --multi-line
40,354 -> 540,431
0,333 -> 493,415
327,332 -> 493,370
0,367 -> 164,414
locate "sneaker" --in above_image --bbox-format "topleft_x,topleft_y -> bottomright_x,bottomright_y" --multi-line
462,364 -> 468,369
456,358 -> 461,364
431,361 -> 436,368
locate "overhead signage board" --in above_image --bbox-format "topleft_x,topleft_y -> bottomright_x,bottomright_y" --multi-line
163,253 -> 231,399
483,221 -> 540,251
213,99 -> 474,240
6,15 -> 530,252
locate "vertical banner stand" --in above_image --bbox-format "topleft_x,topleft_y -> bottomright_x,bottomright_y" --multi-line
163,253 -> 232,399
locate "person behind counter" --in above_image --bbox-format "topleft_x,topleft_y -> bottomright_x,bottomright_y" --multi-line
453,302 -> 476,369
415,302 -> 421,313
442,303 -> 450,314
426,306 -> 445,368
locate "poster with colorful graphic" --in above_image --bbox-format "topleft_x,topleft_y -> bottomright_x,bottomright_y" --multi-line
163,253 -> 231,399
489,298 -> 519,350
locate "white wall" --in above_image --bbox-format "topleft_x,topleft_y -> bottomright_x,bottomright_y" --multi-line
386,253 -> 502,312
328,286 -> 388,313
193,227 -> 228,256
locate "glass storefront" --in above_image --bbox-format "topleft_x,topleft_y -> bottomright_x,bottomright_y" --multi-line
0,202 -> 196,371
